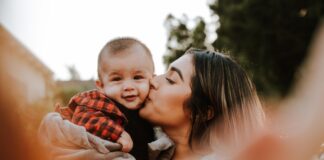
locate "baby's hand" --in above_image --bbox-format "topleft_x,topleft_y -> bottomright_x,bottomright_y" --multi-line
116,131 -> 133,153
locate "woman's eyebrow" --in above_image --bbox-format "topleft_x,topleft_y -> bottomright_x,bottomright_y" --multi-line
170,66 -> 184,81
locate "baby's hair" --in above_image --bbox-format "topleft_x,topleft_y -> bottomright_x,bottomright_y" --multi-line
97,37 -> 153,81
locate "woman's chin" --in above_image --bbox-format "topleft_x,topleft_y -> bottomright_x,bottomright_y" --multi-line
139,104 -> 156,122
139,105 -> 149,118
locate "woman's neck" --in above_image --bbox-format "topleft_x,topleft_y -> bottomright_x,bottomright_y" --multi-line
163,126 -> 205,160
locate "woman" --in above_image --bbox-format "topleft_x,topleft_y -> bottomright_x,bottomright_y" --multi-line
139,48 -> 265,159
38,48 -> 265,160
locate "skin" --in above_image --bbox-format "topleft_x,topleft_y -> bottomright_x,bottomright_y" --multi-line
140,54 -> 208,159
96,44 -> 154,152
96,44 -> 154,110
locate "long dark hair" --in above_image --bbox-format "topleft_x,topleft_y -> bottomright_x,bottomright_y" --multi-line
185,48 -> 265,149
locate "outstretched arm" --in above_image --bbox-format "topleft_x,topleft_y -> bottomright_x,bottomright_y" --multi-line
232,21 -> 324,160
38,112 -> 135,160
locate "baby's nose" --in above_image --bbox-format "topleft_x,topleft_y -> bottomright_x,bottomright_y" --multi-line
123,81 -> 135,91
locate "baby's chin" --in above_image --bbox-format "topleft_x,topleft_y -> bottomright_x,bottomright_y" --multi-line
122,102 -> 142,110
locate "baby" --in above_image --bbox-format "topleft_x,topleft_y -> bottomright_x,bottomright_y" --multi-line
58,37 -> 155,160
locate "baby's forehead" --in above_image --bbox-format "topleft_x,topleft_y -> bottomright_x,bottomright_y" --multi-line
104,43 -> 150,57
105,68 -> 152,74
100,60 -> 154,76
100,48 -> 151,63
101,51 -> 153,66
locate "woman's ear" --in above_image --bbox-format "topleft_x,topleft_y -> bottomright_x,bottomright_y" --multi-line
188,108 -> 215,121
207,107 -> 215,121
95,80 -> 104,90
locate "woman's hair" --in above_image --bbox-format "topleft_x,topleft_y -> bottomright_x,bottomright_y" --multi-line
185,48 -> 265,149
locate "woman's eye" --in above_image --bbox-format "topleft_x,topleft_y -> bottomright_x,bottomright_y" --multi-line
165,77 -> 175,84
111,77 -> 122,81
134,75 -> 144,80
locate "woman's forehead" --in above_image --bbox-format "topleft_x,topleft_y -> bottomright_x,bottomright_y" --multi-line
169,54 -> 194,83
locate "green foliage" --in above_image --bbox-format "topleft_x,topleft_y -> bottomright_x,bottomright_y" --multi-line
55,84 -> 95,105
163,0 -> 324,97
163,14 -> 207,68
211,0 -> 324,96
55,66 -> 95,105
55,87 -> 81,105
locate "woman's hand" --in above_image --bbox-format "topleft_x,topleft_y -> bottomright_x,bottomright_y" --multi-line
233,133 -> 290,160
38,112 -> 135,160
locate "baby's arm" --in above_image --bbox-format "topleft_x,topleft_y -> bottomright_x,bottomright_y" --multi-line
71,106 -> 124,142
117,131 -> 133,153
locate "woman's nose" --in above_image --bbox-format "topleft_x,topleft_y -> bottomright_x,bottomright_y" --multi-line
150,76 -> 159,90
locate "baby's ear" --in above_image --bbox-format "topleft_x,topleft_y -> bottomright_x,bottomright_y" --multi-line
95,80 -> 104,90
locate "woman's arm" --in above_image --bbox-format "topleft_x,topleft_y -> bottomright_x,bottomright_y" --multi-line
233,21 -> 324,160
38,112 -> 135,160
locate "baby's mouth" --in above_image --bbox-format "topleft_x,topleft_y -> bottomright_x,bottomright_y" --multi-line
123,95 -> 137,102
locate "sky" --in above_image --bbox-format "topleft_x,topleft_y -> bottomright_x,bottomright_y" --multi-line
0,0 -> 216,80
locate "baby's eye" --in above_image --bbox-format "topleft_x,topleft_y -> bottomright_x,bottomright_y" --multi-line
111,77 -> 122,81
134,75 -> 145,80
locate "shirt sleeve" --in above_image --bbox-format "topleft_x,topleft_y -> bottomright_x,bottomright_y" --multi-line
71,105 -> 124,142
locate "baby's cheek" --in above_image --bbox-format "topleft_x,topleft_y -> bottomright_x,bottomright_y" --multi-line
138,82 -> 150,99
103,85 -> 120,99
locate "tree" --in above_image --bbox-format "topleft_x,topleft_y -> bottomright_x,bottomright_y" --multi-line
163,0 -> 324,97
67,65 -> 81,81
210,0 -> 324,96
163,14 -> 207,68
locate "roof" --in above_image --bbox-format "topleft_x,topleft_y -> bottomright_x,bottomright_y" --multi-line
0,24 -> 53,78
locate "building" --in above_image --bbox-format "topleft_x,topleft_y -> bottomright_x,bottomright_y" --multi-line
55,79 -> 96,105
0,24 -> 55,106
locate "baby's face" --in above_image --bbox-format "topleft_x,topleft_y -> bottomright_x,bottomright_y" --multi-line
98,46 -> 154,110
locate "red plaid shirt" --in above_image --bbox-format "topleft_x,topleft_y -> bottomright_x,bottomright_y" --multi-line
58,90 -> 128,142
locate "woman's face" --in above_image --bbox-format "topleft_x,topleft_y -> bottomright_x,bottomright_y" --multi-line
139,54 -> 194,128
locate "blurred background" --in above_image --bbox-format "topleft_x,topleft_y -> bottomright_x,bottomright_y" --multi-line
0,0 -> 323,159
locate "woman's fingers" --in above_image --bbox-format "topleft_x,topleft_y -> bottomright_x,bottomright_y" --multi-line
87,133 -> 121,153
101,152 -> 135,160
66,150 -> 134,160
103,141 -> 122,152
